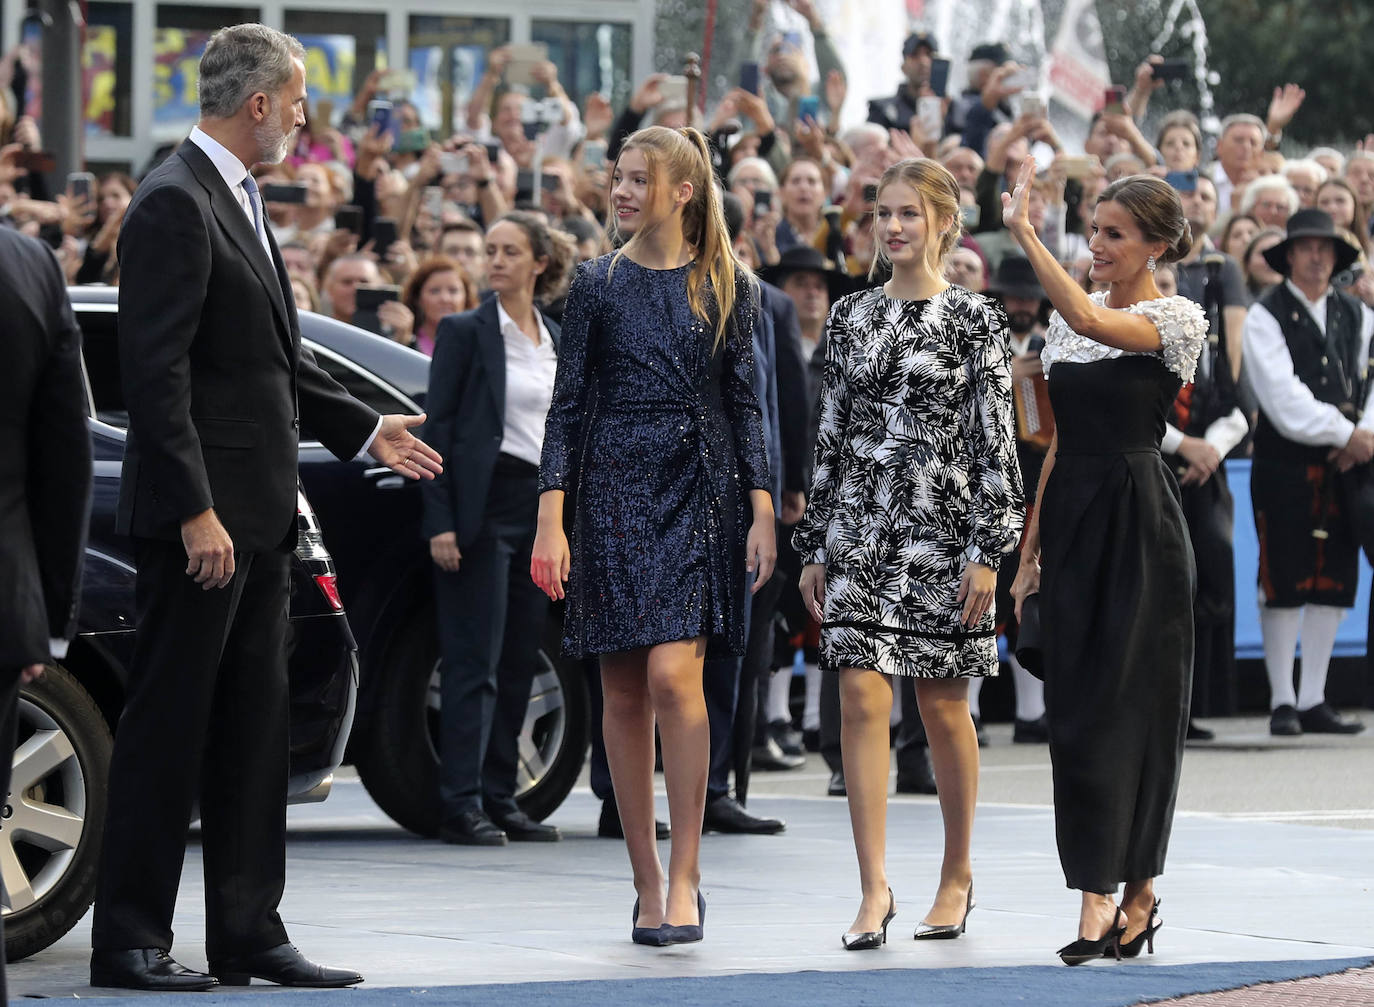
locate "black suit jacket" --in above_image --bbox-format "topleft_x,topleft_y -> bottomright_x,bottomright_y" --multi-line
0,228 -> 92,671
115,139 -> 378,552
420,298 -> 560,549
759,281 -> 810,495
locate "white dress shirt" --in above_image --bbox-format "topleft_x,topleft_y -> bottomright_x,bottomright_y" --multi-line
1242,279 -> 1374,448
186,127 -> 384,455
496,298 -> 558,467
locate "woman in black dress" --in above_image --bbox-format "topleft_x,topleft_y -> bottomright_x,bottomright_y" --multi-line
1003,163 -> 1207,964
796,158 -> 1023,950
531,126 -> 775,946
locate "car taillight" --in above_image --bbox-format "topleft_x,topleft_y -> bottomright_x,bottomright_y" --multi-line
314,573 -> 344,612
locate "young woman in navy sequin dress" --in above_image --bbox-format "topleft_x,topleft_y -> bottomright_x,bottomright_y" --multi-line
532,126 -> 775,946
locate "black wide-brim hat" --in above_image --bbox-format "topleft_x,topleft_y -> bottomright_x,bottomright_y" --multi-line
759,246 -> 861,302
1262,208 -> 1360,277
986,254 -> 1047,301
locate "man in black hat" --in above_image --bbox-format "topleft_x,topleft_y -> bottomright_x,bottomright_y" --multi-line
984,256 -> 1049,743
866,31 -> 938,134
761,246 -> 858,366
1243,208 -> 1371,736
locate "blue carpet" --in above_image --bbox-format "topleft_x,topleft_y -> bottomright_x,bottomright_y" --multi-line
76,957 -> 1374,1006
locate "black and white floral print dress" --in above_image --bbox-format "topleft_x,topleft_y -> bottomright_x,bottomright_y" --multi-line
793,285 -> 1024,678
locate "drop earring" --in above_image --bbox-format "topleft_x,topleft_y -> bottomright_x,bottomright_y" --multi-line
1147,254 -> 1157,273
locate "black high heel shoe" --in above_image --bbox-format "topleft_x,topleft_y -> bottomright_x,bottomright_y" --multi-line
657,891 -> 706,946
1057,907 -> 1125,965
631,897 -> 664,947
842,889 -> 896,950
1116,898 -> 1161,959
913,882 -> 974,940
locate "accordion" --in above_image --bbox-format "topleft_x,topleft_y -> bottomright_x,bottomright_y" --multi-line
1013,372 -> 1055,450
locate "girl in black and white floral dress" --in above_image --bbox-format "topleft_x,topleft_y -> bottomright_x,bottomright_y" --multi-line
794,159 -> 1023,950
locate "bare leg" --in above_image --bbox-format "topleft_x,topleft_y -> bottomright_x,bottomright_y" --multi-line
1077,890 -> 1120,941
646,638 -> 709,927
838,668 -> 895,933
913,678 -> 977,925
600,650 -> 665,927
1120,878 -> 1157,944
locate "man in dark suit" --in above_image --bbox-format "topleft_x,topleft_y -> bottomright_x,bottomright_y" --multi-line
0,227 -> 92,1004
90,24 -> 441,993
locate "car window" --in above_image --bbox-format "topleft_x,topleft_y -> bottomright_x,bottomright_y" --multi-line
76,308 -> 129,429
299,341 -> 416,442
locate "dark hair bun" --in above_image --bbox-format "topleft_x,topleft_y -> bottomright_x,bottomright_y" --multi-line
1160,218 -> 1193,264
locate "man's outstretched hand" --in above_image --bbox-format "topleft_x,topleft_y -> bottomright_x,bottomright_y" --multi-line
370,414 -> 444,479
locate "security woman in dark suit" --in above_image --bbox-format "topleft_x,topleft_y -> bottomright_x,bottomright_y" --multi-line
421,211 -> 577,845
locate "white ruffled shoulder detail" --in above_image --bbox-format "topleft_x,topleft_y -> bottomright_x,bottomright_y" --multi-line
1041,292 -> 1207,383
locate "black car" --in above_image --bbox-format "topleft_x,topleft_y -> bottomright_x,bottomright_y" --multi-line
66,287 -> 590,840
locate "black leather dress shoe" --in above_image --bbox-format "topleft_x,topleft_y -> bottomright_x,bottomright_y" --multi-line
598,797 -> 670,840
91,948 -> 219,991
210,943 -> 362,987
439,808 -> 507,846
1185,719 -> 1215,742
895,749 -> 938,794
1297,702 -> 1366,735
703,795 -> 785,834
491,808 -> 561,841
752,735 -> 806,771
827,769 -> 847,796
769,719 -> 805,757
1013,715 -> 1050,743
1270,704 -> 1302,736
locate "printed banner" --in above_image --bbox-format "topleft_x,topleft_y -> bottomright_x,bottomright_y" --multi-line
1047,0 -> 1110,120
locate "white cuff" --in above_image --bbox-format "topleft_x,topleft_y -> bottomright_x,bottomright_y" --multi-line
1161,424 -> 1185,456
360,416 -> 385,458
49,638 -> 69,660
1203,408 -> 1250,459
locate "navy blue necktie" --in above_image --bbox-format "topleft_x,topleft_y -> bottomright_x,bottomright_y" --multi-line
241,174 -> 266,243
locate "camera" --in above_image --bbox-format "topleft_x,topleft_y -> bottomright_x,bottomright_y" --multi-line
1335,262 -> 1365,289
520,97 -> 565,140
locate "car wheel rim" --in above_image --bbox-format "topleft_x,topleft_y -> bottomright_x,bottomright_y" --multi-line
426,650 -> 566,798
1,697 -> 87,915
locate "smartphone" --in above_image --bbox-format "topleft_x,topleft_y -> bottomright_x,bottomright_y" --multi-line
1151,57 -> 1190,82
1102,85 -> 1127,116
582,139 -> 608,169
515,171 -> 535,202
423,186 -> 444,219
505,42 -> 549,87
261,182 -> 310,204
753,188 -> 773,215
351,284 -> 402,336
334,205 -> 364,236
1058,155 -> 1099,180
780,30 -> 803,51
66,171 -> 96,202
739,61 -> 761,96
484,140 -> 502,164
438,151 -> 469,176
539,174 -> 560,193
13,149 -> 56,173
916,96 -> 943,138
861,184 -> 878,203
313,99 -> 334,127
659,75 -> 689,108
1164,169 -> 1199,192
1019,94 -> 1045,120
928,57 -> 951,99
797,94 -> 821,123
367,98 -> 395,139
1003,66 -> 1038,91
371,217 -> 398,255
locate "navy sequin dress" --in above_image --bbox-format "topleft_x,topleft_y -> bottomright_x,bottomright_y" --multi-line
538,254 -> 770,659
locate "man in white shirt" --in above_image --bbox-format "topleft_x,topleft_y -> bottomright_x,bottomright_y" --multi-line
1242,208 -> 1371,737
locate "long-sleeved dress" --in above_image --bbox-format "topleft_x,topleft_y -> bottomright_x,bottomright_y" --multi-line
538,254 -> 770,659
1038,292 -> 1206,893
792,285 -> 1024,678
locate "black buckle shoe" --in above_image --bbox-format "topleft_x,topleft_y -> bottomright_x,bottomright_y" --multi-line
210,943 -> 362,987
703,795 -> 785,834
440,808 -> 508,846
491,808 -> 561,842
91,949 -> 219,991
1297,702 -> 1366,735
1269,704 -> 1302,736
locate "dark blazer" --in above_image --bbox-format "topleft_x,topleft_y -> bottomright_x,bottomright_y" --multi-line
115,139 -> 378,552
760,281 -> 810,494
420,297 -> 561,549
0,228 -> 92,671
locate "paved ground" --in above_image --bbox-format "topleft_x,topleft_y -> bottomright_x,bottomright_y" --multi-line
8,714 -> 1373,1001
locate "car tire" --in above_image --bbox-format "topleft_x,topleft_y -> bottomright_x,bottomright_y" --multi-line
355,602 -> 589,837
4,664 -> 112,962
